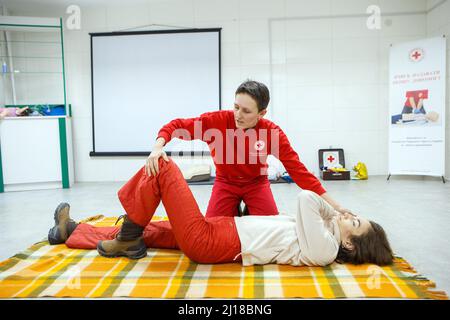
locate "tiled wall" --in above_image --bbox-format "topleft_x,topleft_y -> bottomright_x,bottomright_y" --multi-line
3,0 -> 448,181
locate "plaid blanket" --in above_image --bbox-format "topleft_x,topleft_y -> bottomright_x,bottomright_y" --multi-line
0,215 -> 447,299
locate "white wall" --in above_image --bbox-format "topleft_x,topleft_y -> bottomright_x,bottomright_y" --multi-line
427,0 -> 450,179
268,0 -> 428,180
3,0 -> 448,182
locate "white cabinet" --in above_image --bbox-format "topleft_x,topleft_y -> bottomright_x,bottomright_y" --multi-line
0,116 -> 74,192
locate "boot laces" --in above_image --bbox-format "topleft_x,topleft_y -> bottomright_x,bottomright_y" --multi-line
115,215 -> 126,226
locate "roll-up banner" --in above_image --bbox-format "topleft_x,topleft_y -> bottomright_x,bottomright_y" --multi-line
389,36 -> 446,178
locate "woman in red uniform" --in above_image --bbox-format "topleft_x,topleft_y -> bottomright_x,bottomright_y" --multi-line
65,80 -> 351,257
147,80 -> 347,219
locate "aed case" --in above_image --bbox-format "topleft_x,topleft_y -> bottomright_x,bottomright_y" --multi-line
318,148 -> 350,181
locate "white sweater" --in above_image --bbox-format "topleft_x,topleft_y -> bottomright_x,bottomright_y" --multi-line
234,190 -> 341,267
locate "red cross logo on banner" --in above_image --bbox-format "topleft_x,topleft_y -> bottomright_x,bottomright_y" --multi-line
409,48 -> 424,62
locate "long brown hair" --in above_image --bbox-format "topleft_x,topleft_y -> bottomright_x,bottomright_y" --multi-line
336,221 -> 394,266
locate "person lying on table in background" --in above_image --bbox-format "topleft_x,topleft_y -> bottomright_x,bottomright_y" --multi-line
0,106 -> 31,119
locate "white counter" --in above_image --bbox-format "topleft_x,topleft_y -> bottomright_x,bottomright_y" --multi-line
0,116 -> 74,192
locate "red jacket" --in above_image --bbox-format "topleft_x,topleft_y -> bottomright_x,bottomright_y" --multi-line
158,110 -> 326,195
404,89 -> 428,107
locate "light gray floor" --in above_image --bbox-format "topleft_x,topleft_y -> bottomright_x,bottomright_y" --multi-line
0,175 -> 449,296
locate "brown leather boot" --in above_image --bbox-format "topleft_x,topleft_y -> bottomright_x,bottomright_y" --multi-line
97,215 -> 147,259
48,203 -> 78,245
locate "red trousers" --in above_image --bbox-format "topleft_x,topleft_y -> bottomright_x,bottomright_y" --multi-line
66,158 -> 241,264
66,221 -> 179,251
205,175 -> 279,217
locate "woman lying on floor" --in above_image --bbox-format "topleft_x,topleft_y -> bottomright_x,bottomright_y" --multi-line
48,158 -> 394,267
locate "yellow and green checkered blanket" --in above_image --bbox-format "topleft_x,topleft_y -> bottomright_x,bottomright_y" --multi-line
0,215 -> 447,299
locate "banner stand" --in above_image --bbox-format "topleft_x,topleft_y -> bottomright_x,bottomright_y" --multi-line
388,36 -> 446,182
386,174 -> 446,183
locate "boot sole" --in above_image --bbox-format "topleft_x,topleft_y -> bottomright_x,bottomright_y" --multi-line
54,202 -> 71,240
97,242 -> 147,260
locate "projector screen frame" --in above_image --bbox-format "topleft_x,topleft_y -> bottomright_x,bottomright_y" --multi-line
88,28 -> 222,157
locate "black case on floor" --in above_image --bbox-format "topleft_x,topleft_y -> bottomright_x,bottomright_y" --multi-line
318,148 -> 350,180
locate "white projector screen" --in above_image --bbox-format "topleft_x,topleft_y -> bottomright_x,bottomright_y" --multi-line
90,29 -> 221,156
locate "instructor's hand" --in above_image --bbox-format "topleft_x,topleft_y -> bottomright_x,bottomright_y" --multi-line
146,147 -> 169,176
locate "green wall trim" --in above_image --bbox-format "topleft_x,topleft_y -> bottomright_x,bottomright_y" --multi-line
58,118 -> 70,188
60,18 -> 68,112
0,23 -> 59,28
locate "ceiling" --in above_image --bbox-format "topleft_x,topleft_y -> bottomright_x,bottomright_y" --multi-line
0,0 -> 153,9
